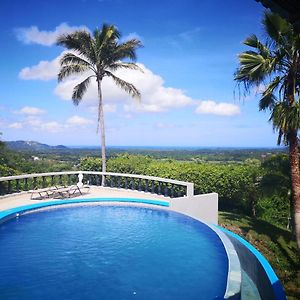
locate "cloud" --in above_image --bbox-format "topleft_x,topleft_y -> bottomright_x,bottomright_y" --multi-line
19,56 -> 60,81
66,115 -> 93,126
15,106 -> 47,116
178,27 -> 203,41
155,122 -> 177,129
15,23 -> 89,46
39,121 -> 62,133
121,32 -> 143,43
8,122 -> 23,129
54,62 -> 193,112
7,113 -> 94,133
195,100 -> 240,116
19,55 -> 239,117
20,53 -> 193,113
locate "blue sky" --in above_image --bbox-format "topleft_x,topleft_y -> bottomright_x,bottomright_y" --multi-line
0,0 -> 278,147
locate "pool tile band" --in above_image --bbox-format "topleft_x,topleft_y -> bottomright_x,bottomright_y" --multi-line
0,198 -> 170,222
218,227 -> 286,300
207,225 -> 241,299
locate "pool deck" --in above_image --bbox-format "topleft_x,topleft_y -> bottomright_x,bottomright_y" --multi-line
0,186 -> 170,211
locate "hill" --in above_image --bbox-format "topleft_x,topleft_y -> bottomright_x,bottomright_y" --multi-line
5,140 -> 68,151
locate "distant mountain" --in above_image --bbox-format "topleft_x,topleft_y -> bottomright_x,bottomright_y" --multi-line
5,140 -> 68,151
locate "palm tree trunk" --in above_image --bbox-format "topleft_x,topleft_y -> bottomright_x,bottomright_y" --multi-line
97,79 -> 106,186
289,130 -> 300,249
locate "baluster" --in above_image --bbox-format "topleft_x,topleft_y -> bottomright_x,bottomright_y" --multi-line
8,180 -> 12,194
158,182 -> 161,195
117,177 -> 121,188
138,179 -> 141,191
42,176 -> 46,188
125,177 -> 128,189
164,184 -> 168,197
33,177 -> 37,189
171,185 -> 174,198
131,179 -> 135,190
151,181 -> 155,193
51,175 -> 55,186
110,176 -> 114,188
59,175 -> 63,186
16,179 -> 20,192
24,178 -> 28,191
145,179 -> 149,192
67,174 -> 71,186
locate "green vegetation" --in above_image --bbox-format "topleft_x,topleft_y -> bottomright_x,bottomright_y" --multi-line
57,24 -> 142,179
235,11 -> 300,248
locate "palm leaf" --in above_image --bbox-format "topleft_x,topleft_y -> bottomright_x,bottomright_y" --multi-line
108,62 -> 143,72
58,64 -> 90,82
105,71 -> 141,100
72,76 -> 93,105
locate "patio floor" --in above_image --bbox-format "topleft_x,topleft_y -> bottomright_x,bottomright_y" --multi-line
0,186 -> 170,211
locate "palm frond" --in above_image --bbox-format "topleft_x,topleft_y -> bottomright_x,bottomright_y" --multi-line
259,93 -> 276,111
57,31 -> 95,63
105,71 -> 141,100
262,12 -> 292,47
58,64 -> 90,82
60,53 -> 93,68
270,101 -> 300,144
244,34 -> 270,57
113,39 -> 143,61
108,62 -> 143,72
72,76 -> 93,105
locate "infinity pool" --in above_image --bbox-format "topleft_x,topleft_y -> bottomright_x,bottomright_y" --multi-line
0,205 -> 228,299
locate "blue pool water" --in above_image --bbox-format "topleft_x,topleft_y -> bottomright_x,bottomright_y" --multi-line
0,205 -> 228,299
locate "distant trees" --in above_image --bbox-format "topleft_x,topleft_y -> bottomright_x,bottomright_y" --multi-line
57,24 -> 142,184
235,12 -> 300,248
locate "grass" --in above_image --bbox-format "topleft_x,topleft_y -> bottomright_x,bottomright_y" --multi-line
219,211 -> 300,300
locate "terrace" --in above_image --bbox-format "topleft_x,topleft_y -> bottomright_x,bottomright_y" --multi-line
0,171 -> 286,299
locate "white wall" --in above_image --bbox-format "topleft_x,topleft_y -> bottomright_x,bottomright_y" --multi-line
170,192 -> 218,224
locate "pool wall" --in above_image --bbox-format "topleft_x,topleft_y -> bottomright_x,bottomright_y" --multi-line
219,227 -> 286,300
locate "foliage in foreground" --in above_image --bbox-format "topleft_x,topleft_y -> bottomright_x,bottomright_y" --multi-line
219,211 -> 300,299
81,154 -> 292,229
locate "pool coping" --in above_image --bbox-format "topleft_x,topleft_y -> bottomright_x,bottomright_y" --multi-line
218,227 -> 286,300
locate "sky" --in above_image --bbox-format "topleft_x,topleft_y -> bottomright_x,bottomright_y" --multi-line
0,0 -> 279,147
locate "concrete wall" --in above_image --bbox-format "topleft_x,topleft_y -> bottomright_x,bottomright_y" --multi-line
170,192 -> 218,224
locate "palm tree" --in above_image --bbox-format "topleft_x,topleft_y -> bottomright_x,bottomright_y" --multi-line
57,24 -> 142,184
235,12 -> 300,248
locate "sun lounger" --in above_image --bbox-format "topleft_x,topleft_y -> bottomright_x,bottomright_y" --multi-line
53,185 -> 90,199
30,186 -> 60,200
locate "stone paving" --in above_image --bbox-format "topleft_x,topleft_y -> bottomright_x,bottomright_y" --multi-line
0,186 -> 170,211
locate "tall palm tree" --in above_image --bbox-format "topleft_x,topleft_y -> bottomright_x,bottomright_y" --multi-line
235,12 -> 300,248
57,24 -> 142,184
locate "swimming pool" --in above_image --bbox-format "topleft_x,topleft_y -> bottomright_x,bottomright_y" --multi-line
0,204 -> 229,300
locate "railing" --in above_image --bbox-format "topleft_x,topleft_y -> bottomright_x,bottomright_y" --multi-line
0,171 -> 194,198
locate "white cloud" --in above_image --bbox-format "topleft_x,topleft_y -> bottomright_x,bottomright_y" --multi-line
18,52 -> 193,113
155,122 -> 177,129
18,55 -> 239,117
195,100 -> 240,116
54,62 -> 193,112
39,121 -> 62,133
66,115 -> 93,126
19,57 -> 60,81
15,106 -> 46,116
121,32 -> 143,43
8,122 -> 23,129
15,23 -> 89,46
